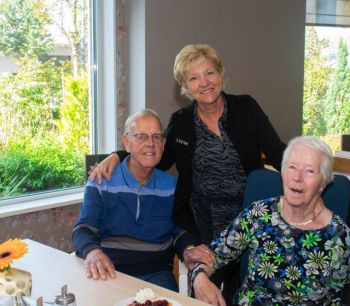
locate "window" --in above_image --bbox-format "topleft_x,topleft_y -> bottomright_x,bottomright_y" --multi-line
0,0 -> 118,203
304,0 -> 350,152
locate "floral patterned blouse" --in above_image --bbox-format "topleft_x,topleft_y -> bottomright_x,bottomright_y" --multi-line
208,197 -> 350,306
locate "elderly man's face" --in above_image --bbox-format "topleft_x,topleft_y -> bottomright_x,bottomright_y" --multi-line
122,115 -> 165,171
282,144 -> 325,208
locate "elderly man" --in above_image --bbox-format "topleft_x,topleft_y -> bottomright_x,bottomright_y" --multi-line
72,109 -> 213,291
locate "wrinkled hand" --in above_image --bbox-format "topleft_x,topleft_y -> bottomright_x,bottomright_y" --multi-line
84,249 -> 116,280
183,244 -> 216,271
193,272 -> 226,306
89,153 -> 119,184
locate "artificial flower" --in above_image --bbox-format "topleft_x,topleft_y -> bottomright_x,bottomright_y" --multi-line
0,239 -> 28,270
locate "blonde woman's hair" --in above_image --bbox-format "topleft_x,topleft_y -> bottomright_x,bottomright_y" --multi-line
173,44 -> 225,99
281,136 -> 334,186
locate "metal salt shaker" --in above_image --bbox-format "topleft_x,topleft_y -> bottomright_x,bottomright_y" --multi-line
54,285 -> 77,306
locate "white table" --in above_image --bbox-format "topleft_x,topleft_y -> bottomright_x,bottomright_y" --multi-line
13,239 -> 210,306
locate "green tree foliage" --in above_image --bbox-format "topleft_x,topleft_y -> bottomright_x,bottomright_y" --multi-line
0,63 -> 89,197
0,0 -> 54,59
57,71 -> 90,153
303,27 -> 330,136
0,60 -> 63,146
324,38 -> 350,134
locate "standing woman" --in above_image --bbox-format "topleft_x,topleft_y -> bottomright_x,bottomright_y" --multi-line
90,44 -> 286,302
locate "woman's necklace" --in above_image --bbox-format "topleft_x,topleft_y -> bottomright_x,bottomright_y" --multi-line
281,198 -> 325,226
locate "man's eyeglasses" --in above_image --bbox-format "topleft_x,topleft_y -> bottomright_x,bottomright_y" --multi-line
127,133 -> 164,144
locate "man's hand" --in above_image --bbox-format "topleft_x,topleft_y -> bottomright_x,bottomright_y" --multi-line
193,272 -> 226,306
183,244 -> 216,271
89,153 -> 119,184
84,249 -> 116,280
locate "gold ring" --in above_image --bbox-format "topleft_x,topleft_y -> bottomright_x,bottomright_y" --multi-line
185,245 -> 195,251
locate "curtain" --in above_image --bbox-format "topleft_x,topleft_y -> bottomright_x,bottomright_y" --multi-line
306,0 -> 350,26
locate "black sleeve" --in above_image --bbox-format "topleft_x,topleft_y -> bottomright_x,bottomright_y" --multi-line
113,150 -> 129,162
249,97 -> 286,171
173,230 -> 202,261
157,112 -> 177,171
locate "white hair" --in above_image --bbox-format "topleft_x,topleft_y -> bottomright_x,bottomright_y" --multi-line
281,136 -> 334,185
124,108 -> 163,134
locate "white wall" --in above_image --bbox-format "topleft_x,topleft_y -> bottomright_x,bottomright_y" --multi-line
127,0 -> 306,143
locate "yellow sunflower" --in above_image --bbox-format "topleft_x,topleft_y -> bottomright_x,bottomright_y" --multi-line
0,239 -> 28,270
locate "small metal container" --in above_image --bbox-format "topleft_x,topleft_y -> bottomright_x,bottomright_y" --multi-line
54,285 -> 76,306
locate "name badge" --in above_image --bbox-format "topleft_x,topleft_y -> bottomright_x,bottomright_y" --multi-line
175,138 -> 189,146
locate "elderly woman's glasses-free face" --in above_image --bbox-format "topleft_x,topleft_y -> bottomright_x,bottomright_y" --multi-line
127,133 -> 164,144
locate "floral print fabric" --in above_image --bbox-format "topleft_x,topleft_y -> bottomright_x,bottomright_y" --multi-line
210,197 -> 350,305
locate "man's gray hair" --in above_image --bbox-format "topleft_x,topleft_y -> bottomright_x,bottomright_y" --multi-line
281,136 -> 334,185
124,108 -> 163,134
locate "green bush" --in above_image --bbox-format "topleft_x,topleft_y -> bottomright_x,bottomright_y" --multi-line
0,138 -> 86,198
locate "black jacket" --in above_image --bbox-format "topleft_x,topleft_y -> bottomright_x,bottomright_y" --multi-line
156,92 -> 286,232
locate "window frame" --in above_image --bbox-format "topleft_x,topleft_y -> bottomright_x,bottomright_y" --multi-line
0,0 -> 118,216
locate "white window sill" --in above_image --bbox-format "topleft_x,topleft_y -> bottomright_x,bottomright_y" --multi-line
0,188 -> 85,218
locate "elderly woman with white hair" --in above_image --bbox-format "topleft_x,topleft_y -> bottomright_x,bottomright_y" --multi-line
189,136 -> 350,306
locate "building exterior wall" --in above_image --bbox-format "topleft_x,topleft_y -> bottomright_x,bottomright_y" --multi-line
0,204 -> 80,252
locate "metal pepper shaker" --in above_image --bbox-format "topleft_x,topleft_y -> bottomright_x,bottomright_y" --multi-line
54,285 -> 77,306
